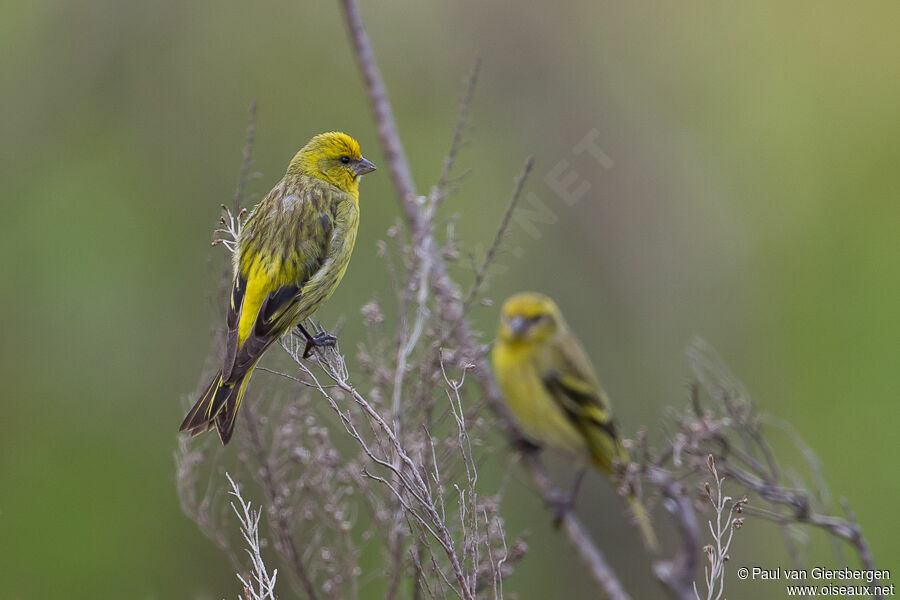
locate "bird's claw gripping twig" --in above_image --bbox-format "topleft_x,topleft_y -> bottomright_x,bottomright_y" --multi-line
305,332 -> 338,359
296,323 -> 337,358
551,468 -> 588,528
512,435 -> 541,455
552,495 -> 575,528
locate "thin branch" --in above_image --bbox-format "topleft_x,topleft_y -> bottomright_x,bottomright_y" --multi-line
650,469 -> 700,600
645,339 -> 884,600
433,56 -> 481,207
242,405 -> 321,600
226,473 -> 279,600
460,157 -> 534,315
233,101 -> 258,214
693,455 -> 746,600
340,0 -> 419,220
523,449 -> 633,600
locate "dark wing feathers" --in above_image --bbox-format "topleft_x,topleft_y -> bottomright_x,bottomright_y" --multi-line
538,339 -> 624,470
542,370 -> 618,439
222,274 -> 247,381
261,284 -> 301,324
227,284 -> 301,381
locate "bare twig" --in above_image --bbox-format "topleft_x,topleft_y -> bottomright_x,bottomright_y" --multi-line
243,405 -> 320,600
693,455 -> 746,600
433,56 -> 481,207
460,157 -> 534,315
524,449 -> 633,600
233,101 -> 258,214
651,470 -> 700,600
647,339 -> 883,600
227,473 -> 279,600
340,0 -> 418,219
214,101 -> 257,253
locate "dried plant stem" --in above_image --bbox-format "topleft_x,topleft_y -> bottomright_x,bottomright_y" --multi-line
433,56 -> 481,206
233,101 -> 257,214
226,473 -> 279,600
647,339 -> 883,600
292,356 -> 475,600
651,473 -> 701,600
694,455 -> 745,600
460,157 -> 534,315
243,405 -> 320,600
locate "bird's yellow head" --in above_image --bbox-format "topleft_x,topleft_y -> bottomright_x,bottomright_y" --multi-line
498,292 -> 564,345
288,132 -> 376,196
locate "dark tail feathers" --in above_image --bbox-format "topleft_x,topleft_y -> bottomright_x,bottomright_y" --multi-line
179,371 -> 248,445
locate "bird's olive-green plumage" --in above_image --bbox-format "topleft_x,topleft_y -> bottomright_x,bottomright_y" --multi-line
180,132 -> 376,444
491,292 -> 658,550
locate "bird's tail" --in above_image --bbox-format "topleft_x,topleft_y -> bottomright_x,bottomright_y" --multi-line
627,493 -> 659,552
179,369 -> 252,445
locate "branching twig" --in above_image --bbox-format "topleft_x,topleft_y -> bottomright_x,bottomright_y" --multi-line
646,339 -> 883,600
243,405 -> 320,600
694,455 -> 746,600
227,473 -> 279,600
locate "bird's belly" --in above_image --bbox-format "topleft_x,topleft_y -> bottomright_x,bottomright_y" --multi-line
500,366 -> 588,458
295,230 -> 356,322
295,261 -> 347,321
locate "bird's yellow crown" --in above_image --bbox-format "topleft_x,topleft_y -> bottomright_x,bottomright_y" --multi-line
287,132 -> 375,197
498,292 -> 563,344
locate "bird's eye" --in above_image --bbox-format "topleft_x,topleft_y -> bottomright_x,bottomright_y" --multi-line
340,155 -> 351,164
530,314 -> 551,327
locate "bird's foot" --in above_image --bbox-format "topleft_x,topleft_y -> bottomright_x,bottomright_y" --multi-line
303,331 -> 337,359
512,435 -> 541,455
551,495 -> 574,528
551,467 -> 588,528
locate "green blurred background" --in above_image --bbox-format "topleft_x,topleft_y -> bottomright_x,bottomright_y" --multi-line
1,1 -> 898,598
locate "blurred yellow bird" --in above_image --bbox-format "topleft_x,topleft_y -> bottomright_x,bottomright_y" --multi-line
491,292 -> 658,550
180,132 -> 376,444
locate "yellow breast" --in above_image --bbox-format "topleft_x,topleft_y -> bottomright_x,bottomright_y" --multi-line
491,342 -> 588,458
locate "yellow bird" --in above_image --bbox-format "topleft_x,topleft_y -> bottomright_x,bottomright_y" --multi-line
491,292 -> 657,550
180,132 -> 376,444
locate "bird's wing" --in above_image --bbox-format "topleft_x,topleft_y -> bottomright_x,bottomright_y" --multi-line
538,336 -> 623,468
221,273 -> 246,381
542,368 -> 617,438
222,181 -> 335,382
224,279 -> 305,381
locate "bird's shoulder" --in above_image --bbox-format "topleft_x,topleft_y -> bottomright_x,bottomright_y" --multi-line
239,176 -> 353,250
261,174 -> 352,214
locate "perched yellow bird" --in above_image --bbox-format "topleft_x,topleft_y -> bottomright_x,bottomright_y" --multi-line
180,132 -> 376,444
491,292 -> 657,549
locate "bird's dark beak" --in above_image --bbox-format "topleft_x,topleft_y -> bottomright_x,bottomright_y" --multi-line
354,157 -> 377,176
508,316 -> 529,338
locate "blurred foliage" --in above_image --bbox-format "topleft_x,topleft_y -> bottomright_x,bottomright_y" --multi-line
0,1 -> 897,598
